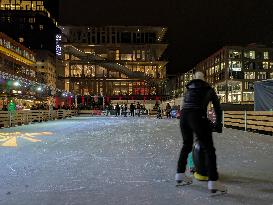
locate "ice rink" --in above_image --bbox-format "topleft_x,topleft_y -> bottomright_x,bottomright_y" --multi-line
0,116 -> 272,205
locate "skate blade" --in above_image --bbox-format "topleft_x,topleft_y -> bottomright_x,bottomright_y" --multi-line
176,181 -> 193,187
209,190 -> 227,197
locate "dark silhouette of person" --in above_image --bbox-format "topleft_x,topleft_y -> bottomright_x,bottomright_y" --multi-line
115,103 -> 120,117
136,102 -> 141,117
124,104 -> 128,117
175,71 -> 227,193
166,103 -> 171,118
130,103 -> 135,117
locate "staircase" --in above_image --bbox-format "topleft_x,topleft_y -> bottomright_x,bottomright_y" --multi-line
64,45 -> 145,79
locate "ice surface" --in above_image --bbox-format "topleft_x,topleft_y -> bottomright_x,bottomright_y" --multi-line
0,116 -> 272,205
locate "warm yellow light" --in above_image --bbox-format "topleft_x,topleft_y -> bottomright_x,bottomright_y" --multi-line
0,45 -> 35,65
0,132 -> 53,147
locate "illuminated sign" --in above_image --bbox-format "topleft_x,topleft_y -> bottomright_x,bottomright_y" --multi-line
56,34 -> 62,56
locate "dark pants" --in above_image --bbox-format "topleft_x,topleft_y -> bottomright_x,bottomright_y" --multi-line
177,110 -> 219,181
130,110 -> 134,117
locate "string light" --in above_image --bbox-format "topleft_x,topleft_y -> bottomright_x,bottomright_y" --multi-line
0,71 -> 74,98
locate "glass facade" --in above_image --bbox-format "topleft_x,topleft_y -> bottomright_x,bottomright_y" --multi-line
0,34 -> 35,62
194,46 -> 273,104
61,26 -> 167,96
0,0 -> 59,54
0,32 -> 36,81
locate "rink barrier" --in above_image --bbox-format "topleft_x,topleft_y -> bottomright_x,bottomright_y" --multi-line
0,110 -> 78,128
223,111 -> 273,134
78,109 -> 149,116
79,110 -> 103,116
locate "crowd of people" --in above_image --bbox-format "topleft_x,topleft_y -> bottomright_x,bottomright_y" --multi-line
105,102 -> 148,117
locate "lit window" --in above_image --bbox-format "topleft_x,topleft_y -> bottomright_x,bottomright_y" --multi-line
29,17 -> 35,23
244,72 -> 255,79
229,50 -> 241,58
229,61 -> 242,71
132,50 -> 136,61
39,25 -> 43,30
264,51 -> 269,59
137,50 -> 141,59
249,51 -> 255,59
115,50 -> 119,60
142,51 -> 145,60
262,62 -> 268,69
244,50 -> 255,59
257,72 -> 267,80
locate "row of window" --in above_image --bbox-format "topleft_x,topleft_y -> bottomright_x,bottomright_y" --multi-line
66,64 -> 162,79
198,49 -> 273,69
204,61 -> 273,77
115,50 -> 155,61
0,37 -> 35,61
0,57 -> 35,78
229,50 -> 271,60
0,0 -> 44,11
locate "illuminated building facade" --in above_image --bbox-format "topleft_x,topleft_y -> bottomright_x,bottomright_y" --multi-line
194,45 -> 273,104
0,32 -> 36,103
0,0 -> 59,53
170,70 -> 194,98
0,32 -> 36,79
60,26 -> 168,97
35,50 -> 56,89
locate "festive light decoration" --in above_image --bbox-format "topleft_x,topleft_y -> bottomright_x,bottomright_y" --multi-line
0,70 -> 75,98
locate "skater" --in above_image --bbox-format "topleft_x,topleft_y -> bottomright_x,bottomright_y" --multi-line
156,105 -> 162,119
165,103 -> 171,118
105,104 -> 111,116
115,103 -> 120,117
124,104 -> 128,117
136,102 -> 141,117
175,71 -> 227,194
130,103 -> 135,117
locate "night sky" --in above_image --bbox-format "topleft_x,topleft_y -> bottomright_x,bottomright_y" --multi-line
51,0 -> 273,74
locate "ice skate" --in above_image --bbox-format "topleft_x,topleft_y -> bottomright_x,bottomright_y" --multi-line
208,181 -> 227,196
175,173 -> 193,187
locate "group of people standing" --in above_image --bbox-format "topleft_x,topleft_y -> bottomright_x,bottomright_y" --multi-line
105,102 -> 145,117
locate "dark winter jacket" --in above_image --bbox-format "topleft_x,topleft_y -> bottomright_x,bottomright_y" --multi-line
182,79 -> 222,125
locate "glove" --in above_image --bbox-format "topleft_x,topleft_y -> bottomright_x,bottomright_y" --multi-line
214,123 -> 223,133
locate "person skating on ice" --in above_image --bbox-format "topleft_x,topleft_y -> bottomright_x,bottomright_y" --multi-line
175,71 -> 227,194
